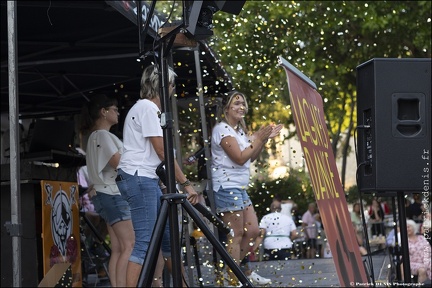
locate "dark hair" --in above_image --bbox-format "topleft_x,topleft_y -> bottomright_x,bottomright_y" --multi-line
270,202 -> 282,212
80,94 -> 118,133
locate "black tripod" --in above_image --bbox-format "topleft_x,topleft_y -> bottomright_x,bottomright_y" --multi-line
136,163 -> 252,286
137,161 -> 253,287
78,186 -> 111,286
156,162 -> 230,237
135,5 -> 252,286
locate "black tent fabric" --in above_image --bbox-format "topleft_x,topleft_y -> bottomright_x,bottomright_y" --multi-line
1,1 -> 232,286
1,1 -> 232,119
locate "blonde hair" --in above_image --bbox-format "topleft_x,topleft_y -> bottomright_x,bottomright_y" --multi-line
221,91 -> 249,133
140,64 -> 177,100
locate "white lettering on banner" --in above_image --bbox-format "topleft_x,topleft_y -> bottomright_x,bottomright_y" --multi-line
131,3 -> 163,33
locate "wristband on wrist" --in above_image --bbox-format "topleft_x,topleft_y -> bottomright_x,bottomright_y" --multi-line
180,180 -> 191,187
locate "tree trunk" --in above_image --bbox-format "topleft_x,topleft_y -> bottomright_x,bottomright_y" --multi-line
341,97 -> 355,190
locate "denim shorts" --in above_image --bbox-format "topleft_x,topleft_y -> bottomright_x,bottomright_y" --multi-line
116,168 -> 171,265
214,186 -> 252,214
91,192 -> 131,226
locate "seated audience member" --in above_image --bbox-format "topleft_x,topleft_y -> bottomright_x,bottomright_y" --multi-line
401,219 -> 431,284
254,201 -> 298,260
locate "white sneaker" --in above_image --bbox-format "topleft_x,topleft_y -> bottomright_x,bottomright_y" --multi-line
248,271 -> 271,285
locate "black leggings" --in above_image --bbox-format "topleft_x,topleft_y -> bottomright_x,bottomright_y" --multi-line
264,248 -> 292,260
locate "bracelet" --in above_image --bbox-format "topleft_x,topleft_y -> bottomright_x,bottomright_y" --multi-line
180,180 -> 191,187
158,180 -> 167,190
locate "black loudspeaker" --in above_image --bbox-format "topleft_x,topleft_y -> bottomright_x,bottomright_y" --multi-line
356,58 -> 431,192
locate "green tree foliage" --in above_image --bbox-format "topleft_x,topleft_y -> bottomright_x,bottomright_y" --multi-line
210,1 -> 431,188
345,185 -> 373,205
248,170 -> 314,220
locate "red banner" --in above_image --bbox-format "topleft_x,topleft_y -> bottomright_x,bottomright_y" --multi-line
41,180 -> 82,287
279,56 -> 368,286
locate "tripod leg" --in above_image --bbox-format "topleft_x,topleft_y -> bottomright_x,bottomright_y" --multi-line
80,212 -> 111,255
397,192 -> 411,283
190,237 -> 203,288
137,199 -> 169,287
168,195 -> 183,287
181,200 -> 253,287
391,196 -> 402,282
80,223 -> 96,285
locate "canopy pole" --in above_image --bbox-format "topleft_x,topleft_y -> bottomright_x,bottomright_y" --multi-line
7,1 -> 22,287
193,45 -> 214,212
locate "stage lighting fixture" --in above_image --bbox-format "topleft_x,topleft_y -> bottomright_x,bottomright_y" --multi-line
198,5 -> 216,30
184,0 -> 246,41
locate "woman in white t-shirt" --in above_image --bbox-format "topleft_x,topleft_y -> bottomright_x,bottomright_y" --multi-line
116,65 -> 199,287
81,94 -> 134,287
211,91 -> 283,286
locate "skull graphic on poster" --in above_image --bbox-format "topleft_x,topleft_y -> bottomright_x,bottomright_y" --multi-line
44,183 -> 78,266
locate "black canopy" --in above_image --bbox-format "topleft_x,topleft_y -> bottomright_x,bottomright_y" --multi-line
1,3 -> 232,286
1,1 -> 232,119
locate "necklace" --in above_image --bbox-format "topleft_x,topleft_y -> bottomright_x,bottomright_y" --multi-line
224,118 -> 239,131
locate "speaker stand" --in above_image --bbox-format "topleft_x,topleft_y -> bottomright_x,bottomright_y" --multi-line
396,192 -> 411,283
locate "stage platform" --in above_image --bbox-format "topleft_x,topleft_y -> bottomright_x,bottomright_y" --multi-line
85,252 -> 391,287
